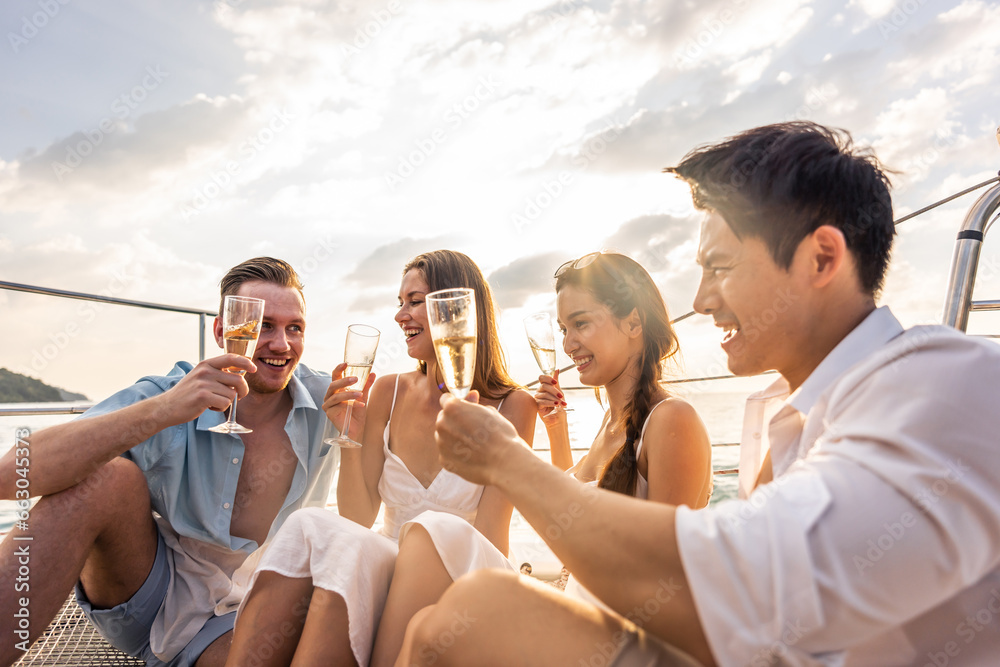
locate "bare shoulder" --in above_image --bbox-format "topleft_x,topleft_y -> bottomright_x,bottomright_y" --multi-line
644,397 -> 710,448
367,373 -> 402,417
498,388 -> 535,417
495,388 -> 536,445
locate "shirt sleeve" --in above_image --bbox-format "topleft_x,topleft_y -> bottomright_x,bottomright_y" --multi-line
676,334 -> 1000,666
677,459 -> 955,665
76,377 -> 174,469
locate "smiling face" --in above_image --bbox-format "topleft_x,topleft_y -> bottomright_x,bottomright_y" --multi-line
556,285 -> 639,388
693,211 -> 811,382
215,280 -> 305,395
395,268 -> 433,362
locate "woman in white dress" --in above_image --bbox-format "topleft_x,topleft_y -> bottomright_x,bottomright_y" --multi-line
534,252 -> 713,604
225,250 -> 536,667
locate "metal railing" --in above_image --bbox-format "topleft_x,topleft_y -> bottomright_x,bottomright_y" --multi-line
0,280 -> 216,420
942,178 -> 1000,330
0,404 -> 92,417
5,167 -> 999,479
0,280 -> 216,361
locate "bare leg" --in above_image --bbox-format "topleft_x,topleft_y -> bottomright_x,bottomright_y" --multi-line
370,525 -> 453,667
290,587 -> 357,667
402,569 -> 705,667
225,572 -> 313,667
392,606 -> 434,667
0,458 -> 157,667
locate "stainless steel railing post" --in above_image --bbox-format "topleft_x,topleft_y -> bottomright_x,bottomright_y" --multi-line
942,183 -> 1000,331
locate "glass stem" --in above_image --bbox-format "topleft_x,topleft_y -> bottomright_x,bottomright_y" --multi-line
228,394 -> 239,427
340,400 -> 355,440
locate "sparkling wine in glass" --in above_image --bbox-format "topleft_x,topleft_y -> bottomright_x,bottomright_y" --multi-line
210,295 -> 265,434
325,324 -> 380,448
523,312 -> 570,414
426,288 -> 477,399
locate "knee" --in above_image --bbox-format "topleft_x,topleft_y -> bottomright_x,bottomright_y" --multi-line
408,604 -> 472,667
397,523 -> 434,559
278,506 -> 329,536
424,569 -> 519,626
49,457 -> 149,516
448,568 -> 519,601
278,507 -> 369,543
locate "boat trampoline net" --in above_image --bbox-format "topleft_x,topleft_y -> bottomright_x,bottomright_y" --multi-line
14,595 -> 145,666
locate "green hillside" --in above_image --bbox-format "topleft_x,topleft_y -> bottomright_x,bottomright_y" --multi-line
0,368 -> 89,403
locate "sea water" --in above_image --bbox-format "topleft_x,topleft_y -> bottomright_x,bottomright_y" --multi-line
0,390 -> 748,545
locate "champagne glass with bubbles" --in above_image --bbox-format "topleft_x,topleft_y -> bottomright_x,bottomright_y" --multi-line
523,312 -> 571,414
325,324 -> 380,448
426,288 -> 477,399
210,295 -> 265,434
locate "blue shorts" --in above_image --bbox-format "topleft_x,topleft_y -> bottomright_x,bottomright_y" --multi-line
75,530 -> 236,667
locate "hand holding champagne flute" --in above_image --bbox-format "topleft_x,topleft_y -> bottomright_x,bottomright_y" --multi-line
426,288 -> 477,399
523,312 -> 571,415
210,295 -> 265,434
325,324 -> 380,448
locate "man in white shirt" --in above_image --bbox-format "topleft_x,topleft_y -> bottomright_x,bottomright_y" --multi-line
400,122 -> 1000,665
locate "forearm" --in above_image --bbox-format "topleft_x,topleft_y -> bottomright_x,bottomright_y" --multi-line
494,445 -> 706,654
335,452 -> 379,527
545,420 -> 573,471
0,394 -> 177,499
435,395 -> 710,660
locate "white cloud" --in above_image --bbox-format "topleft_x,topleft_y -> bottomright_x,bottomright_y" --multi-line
848,0 -> 897,19
870,88 -> 966,188
723,51 -> 774,88
28,234 -> 87,254
3,0 -> 1000,399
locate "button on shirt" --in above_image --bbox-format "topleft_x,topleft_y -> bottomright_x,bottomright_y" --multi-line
676,307 -> 1000,665
79,362 -> 337,661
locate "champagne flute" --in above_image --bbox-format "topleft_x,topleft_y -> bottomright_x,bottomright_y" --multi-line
210,295 -> 265,434
523,312 -> 571,414
426,288 -> 477,399
324,324 -> 380,448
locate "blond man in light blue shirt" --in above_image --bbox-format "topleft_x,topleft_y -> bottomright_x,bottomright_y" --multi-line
0,257 -> 361,667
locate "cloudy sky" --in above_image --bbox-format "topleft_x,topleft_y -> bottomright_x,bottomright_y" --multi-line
2,0 -> 999,402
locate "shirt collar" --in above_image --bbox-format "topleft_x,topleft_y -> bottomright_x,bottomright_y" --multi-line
195,367 -> 319,431
788,306 -> 903,415
286,369 -> 318,412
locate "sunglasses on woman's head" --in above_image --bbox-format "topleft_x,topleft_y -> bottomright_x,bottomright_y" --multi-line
554,251 -> 603,278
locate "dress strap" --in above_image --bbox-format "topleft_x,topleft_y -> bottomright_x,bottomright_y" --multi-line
635,398 -> 673,461
388,374 -> 401,422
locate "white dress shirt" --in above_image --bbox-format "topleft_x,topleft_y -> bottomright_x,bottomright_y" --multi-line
676,307 -> 1000,665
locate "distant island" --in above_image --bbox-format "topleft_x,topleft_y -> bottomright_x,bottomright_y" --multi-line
0,368 -> 89,403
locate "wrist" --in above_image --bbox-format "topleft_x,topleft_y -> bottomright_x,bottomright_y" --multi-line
144,393 -> 183,434
485,434 -> 537,490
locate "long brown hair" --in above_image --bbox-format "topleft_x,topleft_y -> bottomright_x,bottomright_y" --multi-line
556,253 -> 679,495
404,250 -> 519,400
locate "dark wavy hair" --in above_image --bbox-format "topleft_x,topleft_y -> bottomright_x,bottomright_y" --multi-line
404,250 -> 519,400
664,121 -> 895,295
556,253 -> 679,496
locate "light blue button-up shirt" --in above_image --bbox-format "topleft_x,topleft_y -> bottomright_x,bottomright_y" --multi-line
81,361 -> 337,553
80,361 -> 338,658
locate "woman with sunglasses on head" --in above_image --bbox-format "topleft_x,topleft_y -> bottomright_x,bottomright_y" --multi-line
537,252 -> 713,603
225,250 -> 535,667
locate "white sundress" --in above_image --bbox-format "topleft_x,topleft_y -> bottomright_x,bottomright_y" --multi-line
237,375 -> 513,666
